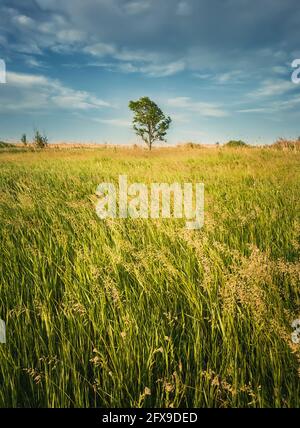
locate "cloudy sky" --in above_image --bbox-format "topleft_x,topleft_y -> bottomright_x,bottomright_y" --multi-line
0,0 -> 300,144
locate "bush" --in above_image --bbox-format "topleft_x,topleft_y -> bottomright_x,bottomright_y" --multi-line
0,141 -> 9,148
271,138 -> 300,151
181,142 -> 203,149
224,140 -> 248,148
34,130 -> 48,149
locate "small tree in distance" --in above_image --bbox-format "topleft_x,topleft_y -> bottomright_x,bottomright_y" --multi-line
129,97 -> 171,151
21,134 -> 27,146
34,130 -> 48,149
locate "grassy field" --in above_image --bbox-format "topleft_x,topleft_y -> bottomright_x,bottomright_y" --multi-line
0,146 -> 300,408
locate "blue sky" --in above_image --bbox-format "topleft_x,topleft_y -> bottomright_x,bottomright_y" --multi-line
0,0 -> 300,145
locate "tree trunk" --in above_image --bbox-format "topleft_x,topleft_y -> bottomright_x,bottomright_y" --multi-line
148,134 -> 153,151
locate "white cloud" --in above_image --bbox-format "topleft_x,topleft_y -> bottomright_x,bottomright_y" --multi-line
1,4 -> 185,78
83,44 -> 185,77
249,79 -> 295,98
272,65 -> 288,75
167,97 -> 228,117
56,29 -> 86,43
84,42 -> 116,57
24,56 -> 46,68
1,7 -> 86,56
193,72 -> 212,79
237,91 -> 300,115
114,59 -> 185,77
3,71 -> 110,112
51,90 -> 109,110
215,70 -> 243,84
124,1 -> 151,15
7,72 -> 49,87
118,63 -> 139,73
237,108 -> 272,113
10,41 -> 42,55
12,15 -> 35,28
95,118 -> 131,127
140,60 -> 185,77
167,112 -> 190,123
192,70 -> 244,84
114,49 -> 158,62
176,1 -> 192,16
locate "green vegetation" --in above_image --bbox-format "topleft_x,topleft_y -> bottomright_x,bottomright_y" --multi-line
271,138 -> 300,151
224,140 -> 248,148
33,130 -> 48,149
21,134 -> 27,146
0,146 -> 299,408
0,141 -> 19,151
129,97 -> 172,150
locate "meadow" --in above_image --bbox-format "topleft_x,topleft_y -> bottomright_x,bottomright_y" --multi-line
0,145 -> 299,408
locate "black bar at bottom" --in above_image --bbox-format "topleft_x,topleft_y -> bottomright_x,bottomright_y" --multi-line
0,408 -> 296,425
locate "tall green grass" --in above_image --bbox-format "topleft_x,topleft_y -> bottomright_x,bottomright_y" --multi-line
0,147 -> 299,407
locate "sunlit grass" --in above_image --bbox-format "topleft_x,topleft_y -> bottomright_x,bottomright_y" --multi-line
0,146 -> 299,407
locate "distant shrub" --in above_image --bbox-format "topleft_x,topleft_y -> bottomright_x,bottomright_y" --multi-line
34,130 -> 48,149
0,141 -> 9,148
181,142 -> 202,149
0,141 -> 19,151
271,138 -> 300,151
224,140 -> 248,148
21,134 -> 27,146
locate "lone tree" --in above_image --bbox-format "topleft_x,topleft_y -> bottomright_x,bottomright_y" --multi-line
129,97 -> 171,150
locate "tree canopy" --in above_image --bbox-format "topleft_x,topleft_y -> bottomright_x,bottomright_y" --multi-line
129,97 -> 171,150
